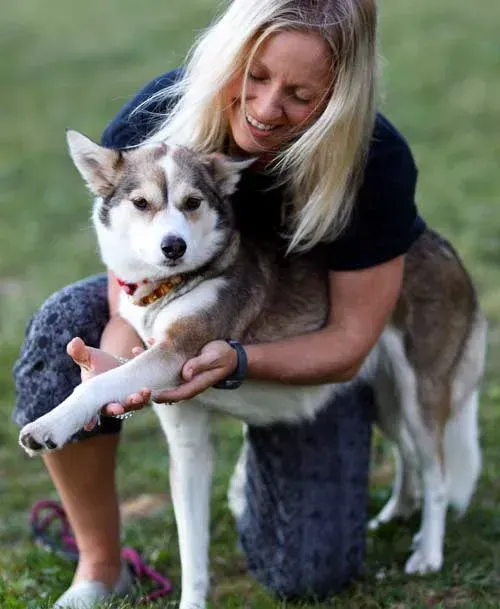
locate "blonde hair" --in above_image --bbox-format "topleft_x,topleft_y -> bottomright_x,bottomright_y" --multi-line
147,0 -> 378,252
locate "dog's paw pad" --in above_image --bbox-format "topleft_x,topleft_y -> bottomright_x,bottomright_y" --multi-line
20,433 -> 44,452
19,430 -> 59,456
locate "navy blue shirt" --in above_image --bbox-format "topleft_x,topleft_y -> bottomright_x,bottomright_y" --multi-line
102,69 -> 425,270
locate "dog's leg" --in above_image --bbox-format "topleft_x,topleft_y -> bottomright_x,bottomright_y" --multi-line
401,387 -> 448,575
19,346 -> 184,455
368,426 -> 421,530
154,402 -> 213,609
379,327 -> 447,574
227,427 -> 248,522
370,359 -> 421,530
404,441 -> 447,575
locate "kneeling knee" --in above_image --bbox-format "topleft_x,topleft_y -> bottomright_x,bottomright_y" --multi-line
242,532 -> 365,601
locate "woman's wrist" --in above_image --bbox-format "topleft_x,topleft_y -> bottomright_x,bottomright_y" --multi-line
213,340 -> 248,389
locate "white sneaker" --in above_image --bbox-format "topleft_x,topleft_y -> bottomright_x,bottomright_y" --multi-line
53,562 -> 134,608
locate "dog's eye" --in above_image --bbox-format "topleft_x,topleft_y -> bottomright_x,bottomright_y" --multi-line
132,198 -> 149,211
184,197 -> 202,212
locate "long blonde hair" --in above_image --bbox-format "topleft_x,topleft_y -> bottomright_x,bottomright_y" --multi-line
146,0 -> 378,252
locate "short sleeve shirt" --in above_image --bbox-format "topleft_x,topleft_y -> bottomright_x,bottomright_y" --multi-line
101,69 -> 426,271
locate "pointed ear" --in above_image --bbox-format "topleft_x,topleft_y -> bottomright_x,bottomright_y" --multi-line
206,153 -> 256,196
66,130 -> 122,197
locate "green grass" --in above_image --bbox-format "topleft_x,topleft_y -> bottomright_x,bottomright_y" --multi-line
1,0 -> 499,606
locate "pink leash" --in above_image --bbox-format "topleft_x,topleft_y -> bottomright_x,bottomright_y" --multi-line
31,499 -> 173,603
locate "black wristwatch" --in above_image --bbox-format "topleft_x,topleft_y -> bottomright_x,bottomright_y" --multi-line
213,339 -> 248,389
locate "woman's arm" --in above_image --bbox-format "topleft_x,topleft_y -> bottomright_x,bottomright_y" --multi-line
245,255 -> 404,384
159,255 -> 405,401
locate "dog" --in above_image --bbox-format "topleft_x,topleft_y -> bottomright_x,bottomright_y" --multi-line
19,131 -> 486,609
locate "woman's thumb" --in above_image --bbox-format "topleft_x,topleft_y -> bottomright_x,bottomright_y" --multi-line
67,337 -> 92,371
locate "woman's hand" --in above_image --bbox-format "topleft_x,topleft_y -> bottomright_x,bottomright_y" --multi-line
154,340 -> 238,403
67,337 -> 151,430
113,339 -> 238,407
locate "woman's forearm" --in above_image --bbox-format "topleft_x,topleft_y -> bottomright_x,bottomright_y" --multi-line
100,314 -> 144,359
244,326 -> 371,385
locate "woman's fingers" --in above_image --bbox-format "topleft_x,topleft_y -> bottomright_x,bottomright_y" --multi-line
154,369 -> 224,402
100,388 -> 152,417
83,417 -> 98,432
154,340 -> 238,402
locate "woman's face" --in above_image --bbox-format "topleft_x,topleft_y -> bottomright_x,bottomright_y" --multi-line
226,29 -> 332,158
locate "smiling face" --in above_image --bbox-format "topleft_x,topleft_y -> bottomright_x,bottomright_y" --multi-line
226,29 -> 333,158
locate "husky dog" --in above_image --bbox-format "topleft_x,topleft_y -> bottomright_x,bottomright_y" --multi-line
20,131 -> 486,609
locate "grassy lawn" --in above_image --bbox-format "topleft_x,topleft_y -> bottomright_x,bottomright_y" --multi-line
1,0 -> 499,607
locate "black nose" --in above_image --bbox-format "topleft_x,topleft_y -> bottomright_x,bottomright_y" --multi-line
161,235 -> 186,260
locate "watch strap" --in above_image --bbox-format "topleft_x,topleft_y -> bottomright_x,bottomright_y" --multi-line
213,339 -> 247,389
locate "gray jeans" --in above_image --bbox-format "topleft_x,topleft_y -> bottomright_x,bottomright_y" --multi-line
13,274 -> 374,600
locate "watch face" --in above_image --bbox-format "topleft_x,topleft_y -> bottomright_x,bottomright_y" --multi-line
213,378 -> 242,390
225,379 -> 242,389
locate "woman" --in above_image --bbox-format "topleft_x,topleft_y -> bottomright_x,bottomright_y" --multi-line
14,0 -> 425,606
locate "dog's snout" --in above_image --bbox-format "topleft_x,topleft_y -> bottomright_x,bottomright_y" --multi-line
161,235 -> 187,260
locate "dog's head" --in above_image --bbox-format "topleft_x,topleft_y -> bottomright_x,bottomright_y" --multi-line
66,130 -> 253,281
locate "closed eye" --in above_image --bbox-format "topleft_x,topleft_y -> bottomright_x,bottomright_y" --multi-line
131,198 -> 149,211
248,72 -> 267,82
293,93 -> 313,104
184,196 -> 202,212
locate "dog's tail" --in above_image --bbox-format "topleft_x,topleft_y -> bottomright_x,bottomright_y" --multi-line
444,313 -> 487,513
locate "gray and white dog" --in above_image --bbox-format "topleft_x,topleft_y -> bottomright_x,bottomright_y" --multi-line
20,131 -> 486,609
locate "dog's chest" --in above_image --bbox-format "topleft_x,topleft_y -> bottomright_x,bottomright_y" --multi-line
118,278 -> 227,344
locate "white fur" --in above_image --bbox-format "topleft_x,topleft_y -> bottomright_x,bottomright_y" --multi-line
95,199 -> 223,284
445,313 -> 486,511
154,402 -> 213,608
227,429 -> 249,521
121,277 -> 228,344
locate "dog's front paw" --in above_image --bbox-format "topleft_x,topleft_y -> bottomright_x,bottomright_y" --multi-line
19,422 -> 62,456
404,546 -> 443,575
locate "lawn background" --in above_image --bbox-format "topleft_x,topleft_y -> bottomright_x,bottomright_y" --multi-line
1,0 -> 499,607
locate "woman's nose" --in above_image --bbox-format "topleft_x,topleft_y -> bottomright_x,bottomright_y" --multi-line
252,87 -> 283,122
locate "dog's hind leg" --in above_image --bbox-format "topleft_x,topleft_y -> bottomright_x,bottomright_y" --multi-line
378,328 -> 448,574
154,401 -> 213,609
406,313 -> 486,573
400,379 -> 451,575
368,423 -> 420,530
403,427 -> 447,575
444,313 -> 485,514
369,343 -> 421,530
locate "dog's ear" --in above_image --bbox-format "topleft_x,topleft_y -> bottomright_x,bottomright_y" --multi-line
206,153 -> 255,196
66,130 -> 122,197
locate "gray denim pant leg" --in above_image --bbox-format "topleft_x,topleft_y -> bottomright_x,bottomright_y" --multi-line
238,384 -> 374,601
13,274 -> 122,438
